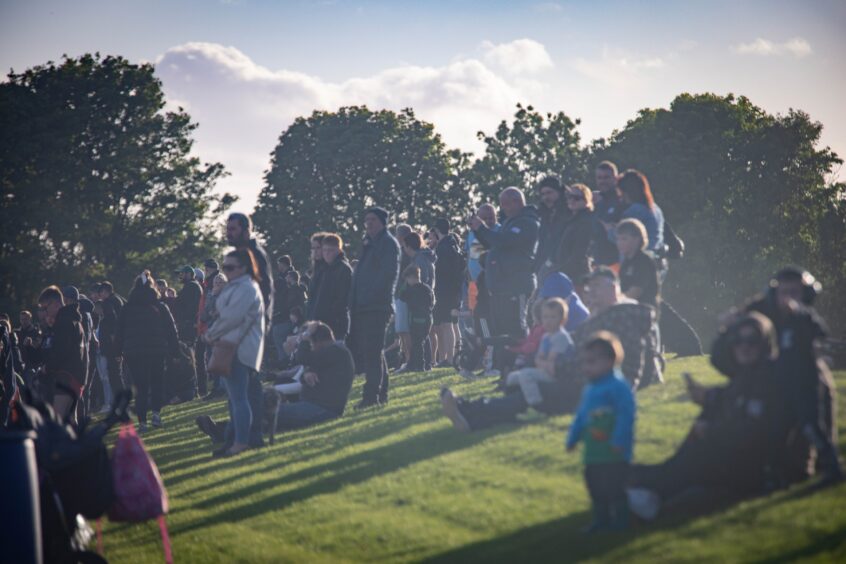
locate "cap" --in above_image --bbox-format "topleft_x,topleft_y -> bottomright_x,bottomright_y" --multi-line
364,206 -> 389,226
175,265 -> 195,275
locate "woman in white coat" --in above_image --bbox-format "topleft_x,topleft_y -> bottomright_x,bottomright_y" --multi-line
205,248 -> 265,456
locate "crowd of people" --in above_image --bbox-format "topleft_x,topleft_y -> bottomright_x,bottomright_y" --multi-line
1,160 -> 841,532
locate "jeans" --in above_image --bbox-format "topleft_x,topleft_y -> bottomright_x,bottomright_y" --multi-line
276,400 -> 337,431
223,359 -> 252,445
196,338 -> 208,396
585,462 -> 629,526
125,354 -> 165,423
408,321 -> 432,371
488,294 -> 528,372
96,354 -> 113,406
272,322 -> 294,360
350,310 -> 391,403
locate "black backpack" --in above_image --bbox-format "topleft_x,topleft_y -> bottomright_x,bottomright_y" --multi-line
663,220 -> 685,260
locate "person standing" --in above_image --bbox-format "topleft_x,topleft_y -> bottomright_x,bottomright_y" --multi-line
115,271 -> 179,432
554,183 -> 598,286
349,207 -> 400,408
432,218 -> 465,367
398,266 -> 435,372
468,187 -> 540,374
205,248 -> 265,457
197,259 -> 222,397
393,224 -> 414,366
535,175 -> 569,282
271,255 -> 294,359
173,266 -> 203,343
592,161 -> 623,267
311,233 -> 353,340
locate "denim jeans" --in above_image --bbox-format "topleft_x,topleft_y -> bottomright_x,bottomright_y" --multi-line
276,401 -> 337,432
223,359 -> 252,445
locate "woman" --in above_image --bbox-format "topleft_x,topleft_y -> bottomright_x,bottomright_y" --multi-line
554,183 -> 597,285
205,248 -> 265,456
615,170 -> 664,252
311,233 -> 353,340
115,271 -> 179,432
627,313 -> 783,518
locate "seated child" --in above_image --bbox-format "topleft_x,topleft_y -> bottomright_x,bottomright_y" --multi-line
566,331 -> 636,532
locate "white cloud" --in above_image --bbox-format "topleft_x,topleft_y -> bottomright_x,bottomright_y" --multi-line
733,37 -> 812,58
155,41 -> 540,209
533,2 -> 564,13
571,47 -> 666,89
481,38 -> 554,74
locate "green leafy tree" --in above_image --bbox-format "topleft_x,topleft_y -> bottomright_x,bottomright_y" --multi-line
0,53 -> 234,312
468,103 -> 589,203
593,93 -> 846,335
254,106 -> 472,267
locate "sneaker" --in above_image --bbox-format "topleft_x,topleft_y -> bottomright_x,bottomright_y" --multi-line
98,404 -> 112,415
440,388 -> 471,432
138,422 -> 148,434
627,488 -> 660,521
151,412 -> 163,428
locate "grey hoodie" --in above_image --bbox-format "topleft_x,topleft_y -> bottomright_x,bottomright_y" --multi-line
413,248 -> 437,289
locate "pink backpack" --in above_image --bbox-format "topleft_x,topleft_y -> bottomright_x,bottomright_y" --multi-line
102,423 -> 172,562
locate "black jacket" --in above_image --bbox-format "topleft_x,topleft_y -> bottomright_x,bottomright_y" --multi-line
434,233 -> 465,303
555,208 -> 596,284
536,201 -> 569,272
475,205 -> 540,296
248,238 -> 275,324
98,300 -> 120,357
45,304 -> 86,394
306,261 -> 327,320
272,273 -> 290,323
173,280 -> 203,341
311,254 -> 353,340
399,283 -> 434,324
350,228 -> 400,314
285,283 -> 308,319
115,288 -> 179,358
296,341 -> 355,415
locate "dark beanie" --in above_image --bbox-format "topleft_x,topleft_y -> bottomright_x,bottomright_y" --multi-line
434,218 -> 450,235
365,206 -> 389,226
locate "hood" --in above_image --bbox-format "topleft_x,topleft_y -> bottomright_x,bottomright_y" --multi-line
128,286 -> 159,305
78,297 -> 95,314
56,303 -> 81,325
539,272 -> 575,299
417,248 -> 436,265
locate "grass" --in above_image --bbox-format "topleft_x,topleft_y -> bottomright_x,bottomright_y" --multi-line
101,357 -> 846,563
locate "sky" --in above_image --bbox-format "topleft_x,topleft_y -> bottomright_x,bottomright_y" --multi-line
2,0 -> 845,212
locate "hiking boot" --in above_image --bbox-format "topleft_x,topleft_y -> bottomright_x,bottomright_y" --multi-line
151,412 -> 163,428
440,388 -> 471,432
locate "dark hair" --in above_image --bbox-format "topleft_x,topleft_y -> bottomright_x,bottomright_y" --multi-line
596,161 -> 619,176
38,285 -> 64,304
277,255 -> 292,268
583,331 -> 625,367
156,279 -> 168,288
729,312 -> 778,361
100,281 -> 114,294
226,248 -> 261,283
434,218 -> 450,235
537,174 -> 562,192
404,232 -> 423,251
584,266 -> 619,285
129,270 -> 160,301
322,233 -> 343,248
618,169 -> 655,209
286,269 -> 300,283
308,321 -> 335,343
228,212 -> 252,231
403,265 -> 421,280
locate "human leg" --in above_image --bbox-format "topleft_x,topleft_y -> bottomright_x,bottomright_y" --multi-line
222,360 -> 252,446
276,401 -> 337,431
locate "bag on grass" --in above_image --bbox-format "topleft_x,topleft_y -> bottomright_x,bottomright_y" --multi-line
108,422 -> 172,563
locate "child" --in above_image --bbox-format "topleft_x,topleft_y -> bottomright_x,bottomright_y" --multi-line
504,298 -> 573,407
398,265 -> 434,372
566,331 -> 636,532
616,218 -> 660,308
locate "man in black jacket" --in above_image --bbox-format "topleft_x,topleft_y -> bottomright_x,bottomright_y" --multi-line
468,187 -> 540,374
432,218 -> 464,366
535,175 -> 569,282
310,233 -> 353,340
173,265 -> 203,343
349,206 -> 400,408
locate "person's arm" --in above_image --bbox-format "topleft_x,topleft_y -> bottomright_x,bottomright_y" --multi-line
372,238 -> 401,301
158,303 -> 180,355
610,383 -> 636,454
474,217 -> 536,252
205,287 -> 256,342
114,308 -> 126,356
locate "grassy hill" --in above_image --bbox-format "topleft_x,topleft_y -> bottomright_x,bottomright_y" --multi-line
101,357 -> 846,562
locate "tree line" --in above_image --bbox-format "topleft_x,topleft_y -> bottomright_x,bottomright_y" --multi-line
2,54 -> 844,339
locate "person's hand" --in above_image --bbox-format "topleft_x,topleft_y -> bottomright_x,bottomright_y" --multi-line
283,335 -> 299,355
304,371 -> 319,387
468,215 -> 483,231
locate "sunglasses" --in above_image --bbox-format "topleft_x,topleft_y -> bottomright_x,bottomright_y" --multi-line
221,264 -> 239,273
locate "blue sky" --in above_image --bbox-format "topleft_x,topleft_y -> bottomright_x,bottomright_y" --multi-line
2,0 -> 844,211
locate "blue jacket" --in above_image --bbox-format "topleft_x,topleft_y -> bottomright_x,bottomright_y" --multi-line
538,272 -> 590,332
618,203 -> 665,252
566,370 -> 636,462
350,228 -> 401,314
474,205 -> 540,297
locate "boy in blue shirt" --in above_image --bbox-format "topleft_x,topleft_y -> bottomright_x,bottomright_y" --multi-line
566,331 -> 636,532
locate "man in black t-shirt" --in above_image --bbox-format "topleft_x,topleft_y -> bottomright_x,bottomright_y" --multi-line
616,219 -> 660,308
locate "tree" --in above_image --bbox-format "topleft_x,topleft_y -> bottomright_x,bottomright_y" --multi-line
0,53 -> 234,313
592,93 -> 846,335
468,103 -> 589,203
254,106 -> 472,267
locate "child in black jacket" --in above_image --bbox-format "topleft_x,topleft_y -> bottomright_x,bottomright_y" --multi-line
398,266 -> 434,372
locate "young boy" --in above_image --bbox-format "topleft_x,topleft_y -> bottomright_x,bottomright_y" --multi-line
504,297 -> 573,407
616,218 -> 660,308
398,265 -> 434,372
566,331 -> 636,532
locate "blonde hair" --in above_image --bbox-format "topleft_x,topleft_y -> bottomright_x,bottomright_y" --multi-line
542,297 -> 569,326
567,183 -> 594,211
616,218 -> 648,250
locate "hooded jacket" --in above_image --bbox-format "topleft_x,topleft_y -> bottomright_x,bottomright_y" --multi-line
350,228 -> 400,315
311,253 -> 353,340
115,287 -> 179,358
536,198 -> 569,272
474,205 -> 540,297
174,279 -> 203,341
45,303 -> 86,396
538,272 -> 590,331
434,233 -> 465,303
555,208 -> 597,284
206,274 -> 266,371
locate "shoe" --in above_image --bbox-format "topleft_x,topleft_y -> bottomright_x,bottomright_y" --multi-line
196,415 -> 225,443
151,412 -> 163,428
354,398 -> 381,411
440,388 -> 470,432
627,488 -> 660,521
459,369 -> 475,380
212,442 -> 234,458
98,404 -> 112,415
392,363 -> 408,374
138,422 -> 148,434
434,360 -> 452,369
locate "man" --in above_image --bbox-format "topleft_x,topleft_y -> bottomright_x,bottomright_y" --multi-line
172,266 -> 203,343
226,212 -> 274,325
16,310 -> 41,372
271,255 -> 294,360
310,234 -> 353,340
349,206 -> 400,408
394,224 -> 413,366
99,281 -> 125,315
196,258 -> 222,396
468,187 -> 540,373
465,203 -> 499,285
96,283 -> 124,407
432,218 -> 464,367
284,270 -> 308,325
592,161 -> 623,266
535,175 -> 569,281
36,286 -> 86,422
